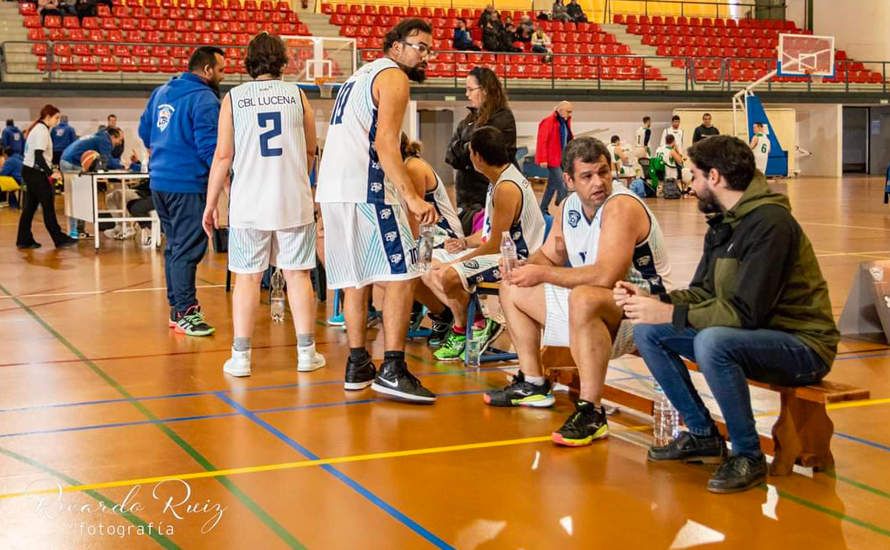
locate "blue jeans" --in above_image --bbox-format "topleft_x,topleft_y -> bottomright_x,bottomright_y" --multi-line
540,166 -> 567,213
633,324 -> 830,458
152,191 -> 208,313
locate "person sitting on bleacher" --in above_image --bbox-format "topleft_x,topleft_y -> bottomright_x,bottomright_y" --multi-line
566,0 -> 588,23
618,135 -> 839,494
423,126 -> 546,362
453,18 -> 480,51
0,147 -> 23,209
484,137 -> 671,448
551,0 -> 571,22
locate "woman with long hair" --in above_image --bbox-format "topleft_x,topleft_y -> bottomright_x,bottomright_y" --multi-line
16,104 -> 77,249
445,66 -> 517,234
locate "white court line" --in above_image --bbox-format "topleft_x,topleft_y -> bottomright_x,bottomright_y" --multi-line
0,284 -> 225,300
800,221 -> 890,232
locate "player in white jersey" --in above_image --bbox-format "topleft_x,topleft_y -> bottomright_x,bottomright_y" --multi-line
203,33 -> 324,378
634,115 -> 652,158
315,19 -> 438,403
423,126 -> 546,361
660,114 -> 684,153
655,134 -> 685,181
749,122 -> 771,175
607,135 -> 633,178
484,137 -> 672,447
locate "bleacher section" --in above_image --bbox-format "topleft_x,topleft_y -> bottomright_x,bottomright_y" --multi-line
18,0 -> 308,75
321,3 -> 666,82
616,14 -> 885,85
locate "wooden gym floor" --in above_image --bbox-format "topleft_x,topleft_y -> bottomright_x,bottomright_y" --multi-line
0,175 -> 888,549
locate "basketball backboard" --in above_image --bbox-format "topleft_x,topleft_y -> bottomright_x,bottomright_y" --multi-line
777,33 -> 835,77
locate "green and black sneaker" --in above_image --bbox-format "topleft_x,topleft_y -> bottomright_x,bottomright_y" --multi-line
173,305 -> 215,337
552,399 -> 609,447
433,329 -> 466,361
484,371 -> 555,408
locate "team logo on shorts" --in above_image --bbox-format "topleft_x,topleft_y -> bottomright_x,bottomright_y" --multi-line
379,207 -> 392,220
637,254 -> 652,266
389,253 -> 403,264
567,210 -> 582,228
463,260 -> 480,270
156,104 -> 175,132
476,275 -> 485,283
370,182 -> 383,193
384,231 -> 397,242
492,268 -> 501,279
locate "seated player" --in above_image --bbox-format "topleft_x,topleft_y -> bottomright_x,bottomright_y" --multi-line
607,135 -> 633,179
484,137 -> 672,447
423,126 -> 546,361
400,133 -> 464,345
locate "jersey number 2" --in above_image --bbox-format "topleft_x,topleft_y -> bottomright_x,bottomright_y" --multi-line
258,112 -> 282,157
329,81 -> 355,125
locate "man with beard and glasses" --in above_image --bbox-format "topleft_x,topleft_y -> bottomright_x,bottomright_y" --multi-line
316,18 -> 438,403
139,46 -> 226,337
615,135 -> 839,494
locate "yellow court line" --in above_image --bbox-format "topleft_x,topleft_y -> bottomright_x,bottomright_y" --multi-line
0,425 -> 653,501
753,396 -> 890,419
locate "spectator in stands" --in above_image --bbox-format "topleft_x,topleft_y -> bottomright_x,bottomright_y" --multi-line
531,27 -> 553,61
0,147 -> 23,208
502,23 -> 522,52
536,11 -> 549,21
566,0 -> 588,23
446,66 -> 517,234
536,100 -> 573,213
517,15 -> 534,42
693,112 -> 720,143
551,0 -> 571,22
453,18 -> 480,51
16,104 -> 77,249
2,119 -> 25,157
478,5 -> 496,28
660,114 -> 684,152
622,135 -> 839,494
38,0 -> 63,24
482,20 -> 501,51
138,46 -> 226,337
73,0 -> 97,22
51,115 -> 77,166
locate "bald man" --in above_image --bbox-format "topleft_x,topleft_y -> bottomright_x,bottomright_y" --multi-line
536,101 -> 574,214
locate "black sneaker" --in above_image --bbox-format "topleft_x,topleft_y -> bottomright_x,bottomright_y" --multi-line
484,371 -> 555,408
707,454 -> 767,494
552,400 -> 609,447
408,302 -> 424,335
647,431 -> 727,464
17,242 -> 41,249
55,236 -> 78,248
427,309 -> 453,347
173,305 -> 215,336
371,360 -> 436,403
344,355 -> 376,391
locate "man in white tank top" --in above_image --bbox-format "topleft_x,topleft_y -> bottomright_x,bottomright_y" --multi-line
749,122 -> 771,175
484,137 -> 672,449
423,126 -> 546,362
203,32 -> 324,378
315,19 -> 438,403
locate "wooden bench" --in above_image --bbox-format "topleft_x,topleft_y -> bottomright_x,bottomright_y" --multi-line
541,347 -> 870,476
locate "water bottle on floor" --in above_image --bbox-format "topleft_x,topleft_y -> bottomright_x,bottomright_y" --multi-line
417,224 -> 435,272
270,269 -> 285,324
653,391 -> 679,447
500,231 -> 517,277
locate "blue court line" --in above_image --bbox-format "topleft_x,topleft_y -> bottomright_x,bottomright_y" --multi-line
214,392 -> 455,549
0,390 -> 488,440
835,432 -> 890,453
0,365 -> 511,415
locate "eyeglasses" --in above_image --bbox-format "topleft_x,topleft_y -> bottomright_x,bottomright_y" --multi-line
402,41 -> 434,57
465,85 -> 482,92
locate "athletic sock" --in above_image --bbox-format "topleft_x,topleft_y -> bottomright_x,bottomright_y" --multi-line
349,347 -> 369,362
297,333 -> 314,347
451,325 -> 466,335
383,350 -> 405,363
525,375 -> 546,386
233,337 -> 251,352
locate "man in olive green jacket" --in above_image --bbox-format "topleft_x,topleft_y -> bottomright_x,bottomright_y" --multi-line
614,135 -> 839,494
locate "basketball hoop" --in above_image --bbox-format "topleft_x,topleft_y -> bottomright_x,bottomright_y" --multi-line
315,76 -> 334,99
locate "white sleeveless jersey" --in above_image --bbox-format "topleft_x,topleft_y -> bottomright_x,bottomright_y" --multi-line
481,164 -> 546,258
229,79 -> 312,230
316,57 -> 400,205
634,126 -> 650,148
560,183 -> 672,294
655,145 -> 678,168
661,127 -> 684,151
753,133 -> 771,158
422,168 -> 464,239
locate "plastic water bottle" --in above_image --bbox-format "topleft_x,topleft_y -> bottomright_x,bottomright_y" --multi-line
417,224 -> 435,272
500,231 -> 517,277
653,391 -> 679,447
270,269 -> 285,323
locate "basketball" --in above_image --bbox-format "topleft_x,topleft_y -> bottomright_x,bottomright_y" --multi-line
80,149 -> 100,172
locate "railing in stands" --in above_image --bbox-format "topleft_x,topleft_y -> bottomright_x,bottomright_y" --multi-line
603,0 -> 785,22
3,41 -> 886,94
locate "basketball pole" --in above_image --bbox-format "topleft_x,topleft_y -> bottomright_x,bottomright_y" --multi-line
732,69 -> 776,138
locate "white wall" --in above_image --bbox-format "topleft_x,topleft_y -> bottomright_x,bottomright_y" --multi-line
813,0 -> 890,61
784,0 -> 807,30
794,103 -> 842,177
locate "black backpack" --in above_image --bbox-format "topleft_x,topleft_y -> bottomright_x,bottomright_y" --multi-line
662,178 -> 682,200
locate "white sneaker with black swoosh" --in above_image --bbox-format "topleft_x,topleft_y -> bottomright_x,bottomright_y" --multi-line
371,360 -> 436,403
